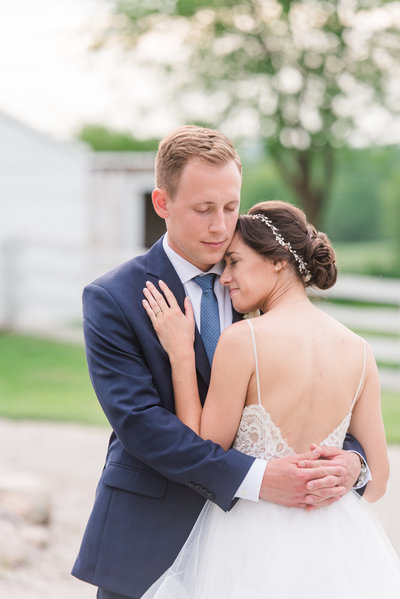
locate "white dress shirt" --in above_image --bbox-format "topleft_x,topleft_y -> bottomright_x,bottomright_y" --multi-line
162,234 -> 266,502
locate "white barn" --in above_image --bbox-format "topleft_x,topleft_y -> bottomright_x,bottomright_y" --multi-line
0,112 -> 161,336
0,112 -> 90,246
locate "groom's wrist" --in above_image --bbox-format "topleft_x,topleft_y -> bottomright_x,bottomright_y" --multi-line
352,453 -> 371,489
234,459 -> 266,502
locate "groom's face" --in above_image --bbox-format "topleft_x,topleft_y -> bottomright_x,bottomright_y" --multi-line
156,158 -> 241,271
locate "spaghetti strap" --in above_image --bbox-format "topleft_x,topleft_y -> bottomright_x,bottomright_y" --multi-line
351,340 -> 368,410
246,320 -> 262,406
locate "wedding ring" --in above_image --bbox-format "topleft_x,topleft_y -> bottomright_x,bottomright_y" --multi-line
154,309 -> 162,316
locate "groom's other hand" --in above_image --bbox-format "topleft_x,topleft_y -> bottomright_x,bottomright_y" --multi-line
259,446 -> 348,509
297,444 -> 361,510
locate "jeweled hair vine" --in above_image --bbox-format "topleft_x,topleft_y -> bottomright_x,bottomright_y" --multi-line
242,213 -> 312,282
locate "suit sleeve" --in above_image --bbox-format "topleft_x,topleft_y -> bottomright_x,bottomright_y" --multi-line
343,433 -> 368,496
82,283 -> 254,511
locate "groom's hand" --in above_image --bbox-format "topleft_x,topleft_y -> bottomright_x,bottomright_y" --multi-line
298,444 -> 361,510
259,446 -> 353,509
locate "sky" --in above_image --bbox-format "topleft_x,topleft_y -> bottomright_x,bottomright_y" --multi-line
0,0 -> 174,141
1,1 -> 400,146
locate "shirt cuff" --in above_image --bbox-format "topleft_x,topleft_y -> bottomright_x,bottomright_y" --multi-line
351,451 -> 372,489
234,459 -> 267,502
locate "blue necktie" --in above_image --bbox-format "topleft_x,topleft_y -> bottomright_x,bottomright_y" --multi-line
193,273 -> 221,365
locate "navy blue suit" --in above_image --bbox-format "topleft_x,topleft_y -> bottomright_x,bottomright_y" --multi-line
72,238 -> 255,598
72,237 -> 366,598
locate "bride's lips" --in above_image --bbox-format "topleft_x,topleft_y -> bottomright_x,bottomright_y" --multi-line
229,288 -> 239,296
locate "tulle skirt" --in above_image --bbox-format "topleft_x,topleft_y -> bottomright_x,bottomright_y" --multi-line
141,491 -> 400,599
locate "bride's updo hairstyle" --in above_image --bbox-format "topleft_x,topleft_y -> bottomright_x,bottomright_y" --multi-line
237,200 -> 337,290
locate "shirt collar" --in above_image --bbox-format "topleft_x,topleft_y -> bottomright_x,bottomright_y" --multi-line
162,233 -> 224,284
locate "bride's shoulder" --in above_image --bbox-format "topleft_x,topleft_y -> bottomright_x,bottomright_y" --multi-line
213,321 -> 254,370
217,320 -> 254,352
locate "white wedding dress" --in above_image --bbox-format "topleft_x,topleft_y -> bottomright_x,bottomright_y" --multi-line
141,321 -> 400,599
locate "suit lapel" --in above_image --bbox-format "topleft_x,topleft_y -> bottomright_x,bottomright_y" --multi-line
145,239 -> 211,387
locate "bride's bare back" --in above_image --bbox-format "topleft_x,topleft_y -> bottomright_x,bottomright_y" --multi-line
242,302 -> 366,454
201,293 -> 386,502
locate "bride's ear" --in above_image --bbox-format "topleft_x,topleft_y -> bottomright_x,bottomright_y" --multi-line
152,188 -> 169,219
273,260 -> 287,273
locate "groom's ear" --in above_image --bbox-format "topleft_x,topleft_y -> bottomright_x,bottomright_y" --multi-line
152,188 -> 169,219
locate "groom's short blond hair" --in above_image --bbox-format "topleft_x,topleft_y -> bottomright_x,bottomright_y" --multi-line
155,125 -> 242,199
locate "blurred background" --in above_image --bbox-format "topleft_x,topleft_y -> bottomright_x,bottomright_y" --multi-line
0,1 -> 399,597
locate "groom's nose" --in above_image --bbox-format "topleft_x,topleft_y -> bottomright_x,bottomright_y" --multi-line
208,209 -> 228,235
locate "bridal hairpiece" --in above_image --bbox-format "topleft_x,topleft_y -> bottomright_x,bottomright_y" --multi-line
243,213 -> 312,282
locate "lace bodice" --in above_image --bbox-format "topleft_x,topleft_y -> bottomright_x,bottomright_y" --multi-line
233,404 -> 352,460
232,320 -> 366,461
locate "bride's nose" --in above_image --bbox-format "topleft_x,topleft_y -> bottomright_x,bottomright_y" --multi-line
220,267 -> 232,286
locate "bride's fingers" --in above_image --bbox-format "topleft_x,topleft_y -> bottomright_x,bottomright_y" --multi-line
143,287 -> 165,318
184,296 -> 194,321
158,280 -> 180,309
145,281 -> 170,312
142,298 -> 159,325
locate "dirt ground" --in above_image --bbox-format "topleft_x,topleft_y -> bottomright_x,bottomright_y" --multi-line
0,418 -> 399,598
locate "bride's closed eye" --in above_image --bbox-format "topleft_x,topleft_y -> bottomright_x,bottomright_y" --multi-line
226,258 -> 238,267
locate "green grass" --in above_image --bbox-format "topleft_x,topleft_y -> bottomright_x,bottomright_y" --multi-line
0,333 -> 399,443
0,333 -> 107,426
381,392 -> 400,444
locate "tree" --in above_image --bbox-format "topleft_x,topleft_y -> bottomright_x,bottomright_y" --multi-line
97,0 -> 400,223
77,124 -> 159,151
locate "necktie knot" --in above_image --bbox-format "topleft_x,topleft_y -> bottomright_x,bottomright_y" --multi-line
192,273 -> 216,291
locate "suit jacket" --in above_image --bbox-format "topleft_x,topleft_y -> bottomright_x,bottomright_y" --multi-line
71,238 -> 255,597
72,237 -> 366,597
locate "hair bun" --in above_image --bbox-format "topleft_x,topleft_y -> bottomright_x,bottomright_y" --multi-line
305,227 -> 337,290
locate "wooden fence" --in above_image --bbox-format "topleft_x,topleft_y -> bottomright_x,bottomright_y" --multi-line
309,275 -> 400,391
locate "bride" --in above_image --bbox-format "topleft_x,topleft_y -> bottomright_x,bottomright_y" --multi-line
141,200 -> 400,598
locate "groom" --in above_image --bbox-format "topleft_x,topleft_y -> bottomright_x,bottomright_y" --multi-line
72,125 -> 368,599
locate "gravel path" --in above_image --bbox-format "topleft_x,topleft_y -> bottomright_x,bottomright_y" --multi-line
0,419 -> 399,598
0,419 -> 109,599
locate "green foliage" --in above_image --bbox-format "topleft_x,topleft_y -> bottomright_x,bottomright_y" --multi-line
334,240 -> 400,278
78,124 -> 159,152
176,0 -> 227,17
323,147 -> 400,243
240,144 -> 400,276
240,156 -> 297,213
0,334 -> 106,425
103,0 -> 400,222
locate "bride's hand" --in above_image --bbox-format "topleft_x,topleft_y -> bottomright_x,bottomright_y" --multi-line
142,280 -> 195,357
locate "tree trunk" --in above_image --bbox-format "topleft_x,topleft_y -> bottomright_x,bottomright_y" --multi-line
268,145 -> 335,227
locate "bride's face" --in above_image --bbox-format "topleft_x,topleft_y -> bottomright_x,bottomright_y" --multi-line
220,233 -> 278,313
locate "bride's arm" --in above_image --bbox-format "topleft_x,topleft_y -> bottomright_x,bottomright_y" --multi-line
143,281 -> 252,450
199,324 -> 253,449
347,343 -> 390,502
